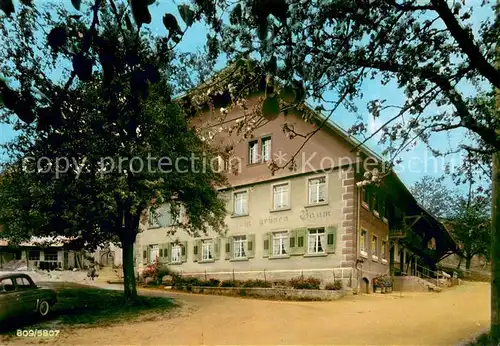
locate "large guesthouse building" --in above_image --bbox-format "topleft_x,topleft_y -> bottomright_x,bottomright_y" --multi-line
134,68 -> 457,293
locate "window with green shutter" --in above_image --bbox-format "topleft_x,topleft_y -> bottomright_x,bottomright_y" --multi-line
290,228 -> 306,255
181,241 -> 188,262
325,226 -> 337,253
225,243 -> 230,253
159,249 -> 163,257
213,239 -> 220,260
193,245 -> 198,255
247,234 -> 255,258
264,239 -> 269,250
298,236 -> 304,247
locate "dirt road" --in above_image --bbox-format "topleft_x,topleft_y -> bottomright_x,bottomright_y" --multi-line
7,282 -> 490,345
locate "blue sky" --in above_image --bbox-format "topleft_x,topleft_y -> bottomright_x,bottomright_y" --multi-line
0,0 -> 494,192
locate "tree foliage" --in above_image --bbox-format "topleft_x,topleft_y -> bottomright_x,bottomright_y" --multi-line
191,0 -> 498,182
0,1 -> 227,302
410,175 -> 455,218
447,193 -> 491,270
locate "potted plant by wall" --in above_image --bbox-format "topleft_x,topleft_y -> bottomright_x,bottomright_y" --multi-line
372,277 -> 381,293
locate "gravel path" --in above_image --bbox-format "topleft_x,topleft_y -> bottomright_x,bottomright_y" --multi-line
5,281 -> 490,345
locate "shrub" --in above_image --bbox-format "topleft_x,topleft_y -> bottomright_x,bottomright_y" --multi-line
289,276 -> 321,289
239,289 -> 247,296
199,278 -> 220,287
325,280 -> 343,290
242,279 -> 272,288
141,258 -> 169,285
272,279 -> 290,287
220,280 -> 241,287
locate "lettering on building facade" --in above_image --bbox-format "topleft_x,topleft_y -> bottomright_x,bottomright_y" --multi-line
236,220 -> 252,228
259,216 -> 289,226
299,210 -> 331,220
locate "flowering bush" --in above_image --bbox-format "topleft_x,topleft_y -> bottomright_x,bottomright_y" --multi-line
373,274 -> 392,287
141,258 -> 172,285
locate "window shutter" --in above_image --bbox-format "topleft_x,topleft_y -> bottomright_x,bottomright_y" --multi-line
295,228 -> 307,255
263,232 -> 270,258
325,226 -> 337,253
225,237 -> 233,260
193,239 -> 201,262
288,229 -> 297,254
214,238 -> 220,260
181,241 -> 188,262
247,234 -> 255,258
142,246 -> 148,264
161,243 -> 169,262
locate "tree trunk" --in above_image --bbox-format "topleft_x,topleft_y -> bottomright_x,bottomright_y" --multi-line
465,256 -> 472,271
456,256 -> 462,270
492,152 -> 500,340
492,11 -> 500,339
121,231 -> 138,303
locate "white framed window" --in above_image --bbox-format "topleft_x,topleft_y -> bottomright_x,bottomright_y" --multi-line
233,235 -> 247,258
372,235 -> 378,260
261,137 -> 271,162
360,230 -> 368,257
233,191 -> 248,216
308,176 -> 326,204
202,240 -> 213,261
149,244 -> 159,263
249,140 -> 259,164
381,241 -> 387,262
171,245 -> 182,263
273,183 -> 290,210
272,231 -> 288,256
308,228 -> 325,254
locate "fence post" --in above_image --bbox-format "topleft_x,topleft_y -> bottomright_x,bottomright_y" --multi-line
205,270 -> 207,281
301,271 -> 304,282
264,269 -> 266,282
232,269 -> 235,282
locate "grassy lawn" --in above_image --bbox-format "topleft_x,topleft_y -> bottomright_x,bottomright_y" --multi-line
0,283 -> 178,335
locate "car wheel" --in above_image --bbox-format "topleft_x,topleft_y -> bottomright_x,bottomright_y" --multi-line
38,300 -> 50,317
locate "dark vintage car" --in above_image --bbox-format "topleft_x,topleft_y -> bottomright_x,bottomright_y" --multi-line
0,273 -> 57,321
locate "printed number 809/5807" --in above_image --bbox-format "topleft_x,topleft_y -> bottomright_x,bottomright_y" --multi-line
16,329 -> 60,337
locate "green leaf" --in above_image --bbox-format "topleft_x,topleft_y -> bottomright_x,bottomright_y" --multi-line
163,13 -> 180,35
71,0 -> 81,11
279,86 -> 296,103
131,0 -> 152,27
178,4 -> 195,27
20,0 -> 32,6
262,97 -> 280,121
0,0 -> 14,16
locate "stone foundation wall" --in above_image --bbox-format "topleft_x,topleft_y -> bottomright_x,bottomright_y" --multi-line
175,267 -> 355,289
173,286 -> 351,301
